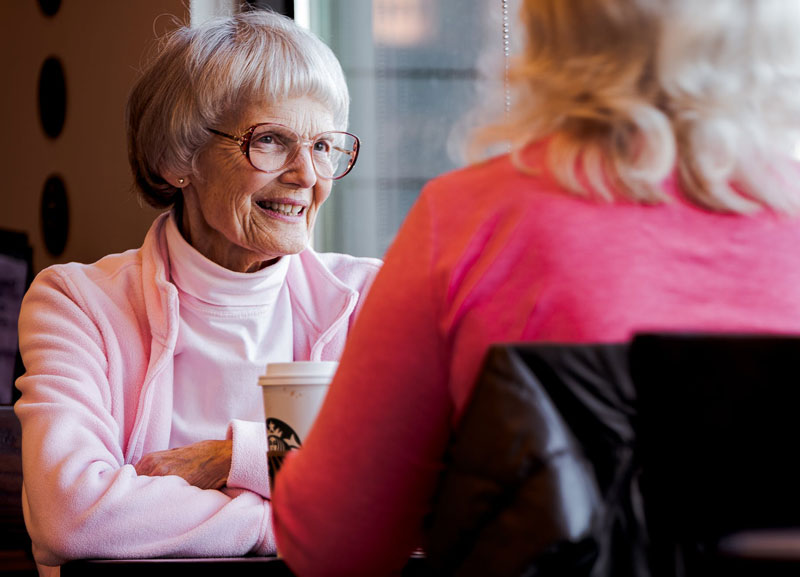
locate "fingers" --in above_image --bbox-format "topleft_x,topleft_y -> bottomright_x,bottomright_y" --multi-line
134,451 -> 176,478
134,441 -> 231,490
133,453 -> 156,476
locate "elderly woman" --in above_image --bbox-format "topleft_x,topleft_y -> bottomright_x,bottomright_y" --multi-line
271,1 -> 800,575
14,10 -> 379,574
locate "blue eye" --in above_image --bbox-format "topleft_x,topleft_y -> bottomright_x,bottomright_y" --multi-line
250,130 -> 289,153
313,139 -> 332,154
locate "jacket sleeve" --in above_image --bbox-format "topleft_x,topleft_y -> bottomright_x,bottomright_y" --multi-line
14,268 -> 275,567
227,419 -> 270,498
272,188 -> 454,577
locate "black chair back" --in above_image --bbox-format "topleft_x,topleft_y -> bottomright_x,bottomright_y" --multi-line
0,228 -> 33,405
0,406 -> 36,573
632,333 -> 800,576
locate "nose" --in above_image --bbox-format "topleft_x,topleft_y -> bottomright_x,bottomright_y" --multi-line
279,145 -> 317,189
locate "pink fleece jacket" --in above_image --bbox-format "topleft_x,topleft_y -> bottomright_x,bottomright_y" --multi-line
273,149 -> 800,577
14,212 -> 381,570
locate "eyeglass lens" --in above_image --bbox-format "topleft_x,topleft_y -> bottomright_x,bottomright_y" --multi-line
248,124 -> 357,179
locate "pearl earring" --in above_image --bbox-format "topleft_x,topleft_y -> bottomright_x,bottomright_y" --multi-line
177,178 -> 185,185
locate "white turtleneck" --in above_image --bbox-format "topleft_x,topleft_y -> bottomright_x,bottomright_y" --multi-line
165,214 -> 293,448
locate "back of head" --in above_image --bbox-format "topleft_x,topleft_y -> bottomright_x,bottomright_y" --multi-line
474,0 -> 800,214
127,9 -> 349,208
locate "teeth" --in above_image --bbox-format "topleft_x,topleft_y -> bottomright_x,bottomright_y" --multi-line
263,201 -> 303,216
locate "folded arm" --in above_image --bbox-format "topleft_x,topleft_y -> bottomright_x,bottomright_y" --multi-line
15,269 -> 274,566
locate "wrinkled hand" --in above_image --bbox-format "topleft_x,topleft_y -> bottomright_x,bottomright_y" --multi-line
135,439 -> 233,490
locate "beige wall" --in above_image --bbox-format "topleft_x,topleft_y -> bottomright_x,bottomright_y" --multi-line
0,0 -> 187,274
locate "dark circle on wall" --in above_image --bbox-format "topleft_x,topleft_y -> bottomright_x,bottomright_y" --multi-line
38,57 -> 67,139
41,175 -> 70,257
37,0 -> 61,17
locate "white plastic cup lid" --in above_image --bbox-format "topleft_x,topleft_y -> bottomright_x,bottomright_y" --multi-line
258,361 -> 338,386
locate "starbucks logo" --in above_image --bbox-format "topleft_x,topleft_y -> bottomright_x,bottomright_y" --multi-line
267,418 -> 301,482
266,418 -> 302,452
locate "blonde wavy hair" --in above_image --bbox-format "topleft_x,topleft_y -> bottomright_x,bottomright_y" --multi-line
471,0 -> 800,214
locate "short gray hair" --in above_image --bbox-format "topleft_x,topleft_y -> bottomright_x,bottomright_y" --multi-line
470,0 -> 800,214
127,10 -> 350,208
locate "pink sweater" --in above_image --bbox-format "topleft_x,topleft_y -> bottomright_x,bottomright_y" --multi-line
14,212 -> 381,570
273,150 -> 800,576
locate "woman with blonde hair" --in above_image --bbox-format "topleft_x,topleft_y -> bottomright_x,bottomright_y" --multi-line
271,1 -> 800,575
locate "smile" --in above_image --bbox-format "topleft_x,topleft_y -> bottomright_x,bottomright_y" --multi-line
256,200 -> 306,217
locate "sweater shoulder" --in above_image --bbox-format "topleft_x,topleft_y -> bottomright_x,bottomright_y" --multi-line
420,151 -> 562,213
423,154 -> 516,193
29,248 -> 145,305
312,251 -> 382,289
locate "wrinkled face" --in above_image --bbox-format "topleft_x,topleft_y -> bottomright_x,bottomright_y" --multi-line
180,96 -> 335,272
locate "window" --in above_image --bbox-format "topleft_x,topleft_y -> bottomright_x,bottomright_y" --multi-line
310,0 -> 514,257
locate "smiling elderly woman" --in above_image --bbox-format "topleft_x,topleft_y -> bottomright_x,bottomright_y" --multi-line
13,10 -> 380,575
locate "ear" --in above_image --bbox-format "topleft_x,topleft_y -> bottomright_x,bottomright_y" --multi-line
163,173 -> 190,188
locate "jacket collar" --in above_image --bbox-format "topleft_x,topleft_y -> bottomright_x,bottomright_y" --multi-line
140,211 -> 357,358
286,248 -> 359,360
141,212 -> 180,349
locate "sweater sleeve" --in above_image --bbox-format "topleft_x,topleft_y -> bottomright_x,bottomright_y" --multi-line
272,187 -> 454,577
227,419 -> 271,498
14,269 -> 275,567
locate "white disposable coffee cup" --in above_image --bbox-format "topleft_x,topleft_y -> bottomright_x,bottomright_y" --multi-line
259,361 -> 338,486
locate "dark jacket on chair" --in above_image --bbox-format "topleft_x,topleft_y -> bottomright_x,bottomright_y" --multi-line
423,343 -> 648,577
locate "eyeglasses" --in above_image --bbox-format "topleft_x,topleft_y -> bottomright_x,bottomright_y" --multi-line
208,123 -> 360,180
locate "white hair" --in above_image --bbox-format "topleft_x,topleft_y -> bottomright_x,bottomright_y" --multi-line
127,10 -> 350,207
468,0 -> 800,214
